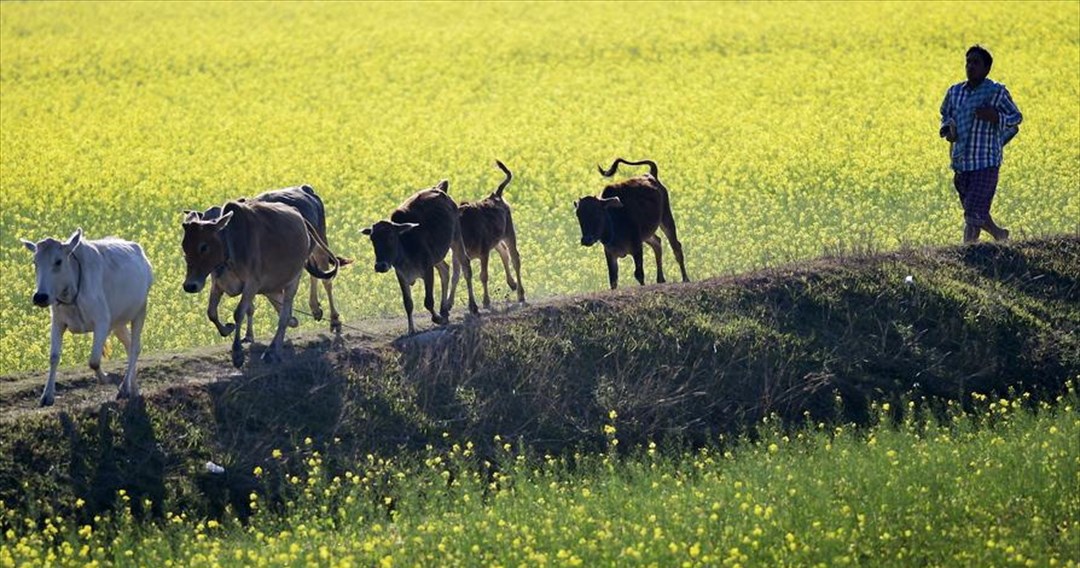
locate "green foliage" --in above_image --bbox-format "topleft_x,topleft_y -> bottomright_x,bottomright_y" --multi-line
2,387 -> 1077,566
2,2 -> 1078,373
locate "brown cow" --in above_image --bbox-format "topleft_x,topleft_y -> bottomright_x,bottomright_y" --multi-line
361,180 -> 478,335
191,185 -> 351,341
182,200 -> 340,367
574,158 -> 689,289
458,160 -> 526,308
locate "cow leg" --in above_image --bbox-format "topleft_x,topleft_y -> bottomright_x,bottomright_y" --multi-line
113,324 -> 132,353
308,274 -> 323,321
479,251 -> 492,310
232,288 -> 257,368
88,319 -> 112,385
450,229 -> 479,315
645,234 -> 665,283
424,265 -> 446,325
41,318 -> 66,407
206,285 -> 236,338
438,258 -> 455,319
264,278 -> 300,363
266,293 -> 299,328
630,243 -> 646,286
117,304 -> 146,400
659,208 -> 689,282
397,270 -> 416,335
500,234 -> 526,303
244,302 -> 256,343
605,249 -> 619,290
323,277 -> 341,333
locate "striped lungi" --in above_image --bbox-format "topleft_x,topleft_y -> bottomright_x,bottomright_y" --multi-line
953,166 -> 999,225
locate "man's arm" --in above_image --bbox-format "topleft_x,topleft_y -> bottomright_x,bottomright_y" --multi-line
976,85 -> 1022,127
995,86 -> 1022,128
939,87 -> 957,140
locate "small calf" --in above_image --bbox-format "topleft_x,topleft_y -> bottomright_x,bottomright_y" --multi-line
20,229 -> 153,406
362,180 -> 479,335
574,158 -> 689,289
458,160 -> 526,308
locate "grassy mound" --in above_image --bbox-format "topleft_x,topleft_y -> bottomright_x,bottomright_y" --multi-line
1,235 -> 1077,522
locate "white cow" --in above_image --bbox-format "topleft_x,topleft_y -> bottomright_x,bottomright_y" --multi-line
20,229 -> 153,406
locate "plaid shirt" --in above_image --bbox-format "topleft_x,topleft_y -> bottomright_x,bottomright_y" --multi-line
939,78 -> 1023,172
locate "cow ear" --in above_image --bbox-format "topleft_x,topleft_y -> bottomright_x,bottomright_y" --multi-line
20,239 -> 36,253
213,211 -> 233,231
361,227 -> 373,236
183,210 -> 201,223
602,197 -> 623,209
64,228 -> 83,253
396,222 -> 420,234
436,180 -> 449,193
573,199 -> 579,210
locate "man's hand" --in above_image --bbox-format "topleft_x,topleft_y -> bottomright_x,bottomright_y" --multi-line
975,106 -> 999,124
940,124 -> 957,142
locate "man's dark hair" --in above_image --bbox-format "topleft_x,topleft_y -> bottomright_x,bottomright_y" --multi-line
967,45 -> 993,70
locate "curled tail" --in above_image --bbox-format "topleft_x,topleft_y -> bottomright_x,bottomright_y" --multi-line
303,219 -> 341,280
597,158 -> 659,179
494,160 -> 513,198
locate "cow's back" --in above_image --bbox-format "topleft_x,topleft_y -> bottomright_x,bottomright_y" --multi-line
78,238 -> 153,326
254,185 -> 327,237
391,189 -> 458,268
460,199 -> 510,255
600,176 -> 666,241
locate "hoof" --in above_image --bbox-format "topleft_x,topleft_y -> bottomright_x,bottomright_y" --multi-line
241,335 -> 254,344
311,307 -> 324,321
220,323 -> 236,337
261,349 -> 282,364
468,302 -> 480,315
231,349 -> 245,369
40,393 -> 55,407
330,318 -> 342,333
507,280 -> 518,292
432,313 -> 449,325
288,317 -> 299,328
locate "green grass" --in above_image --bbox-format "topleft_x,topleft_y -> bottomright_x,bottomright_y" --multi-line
2,1 -> 1078,373
3,389 -> 1077,567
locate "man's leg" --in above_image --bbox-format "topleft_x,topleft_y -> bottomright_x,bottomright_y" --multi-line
961,167 -> 1001,244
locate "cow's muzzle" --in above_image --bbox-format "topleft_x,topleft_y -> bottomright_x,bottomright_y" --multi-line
183,279 -> 205,294
374,262 -> 392,273
32,292 -> 50,307
581,236 -> 599,247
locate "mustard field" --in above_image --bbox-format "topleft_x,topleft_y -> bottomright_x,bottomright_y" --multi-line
2,2 -> 1078,373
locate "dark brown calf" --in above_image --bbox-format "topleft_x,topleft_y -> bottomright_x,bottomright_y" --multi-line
574,158 -> 689,289
361,181 -> 479,335
459,160 -> 526,308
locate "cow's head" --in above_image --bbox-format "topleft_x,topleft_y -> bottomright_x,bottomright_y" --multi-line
573,196 -> 622,246
360,220 -> 419,273
181,211 -> 232,293
20,228 -> 83,307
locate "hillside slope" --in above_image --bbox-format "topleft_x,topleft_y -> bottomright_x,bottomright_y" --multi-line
1,235 -> 1077,520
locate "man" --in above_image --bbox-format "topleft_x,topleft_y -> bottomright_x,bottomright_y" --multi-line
939,45 -> 1023,243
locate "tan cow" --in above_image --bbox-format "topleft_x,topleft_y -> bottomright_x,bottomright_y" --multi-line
459,160 -> 526,309
182,200 -> 340,367
361,180 -> 479,335
190,185 -> 351,341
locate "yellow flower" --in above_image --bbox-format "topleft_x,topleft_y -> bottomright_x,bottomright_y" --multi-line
253,466 -> 264,477
272,449 -> 283,459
